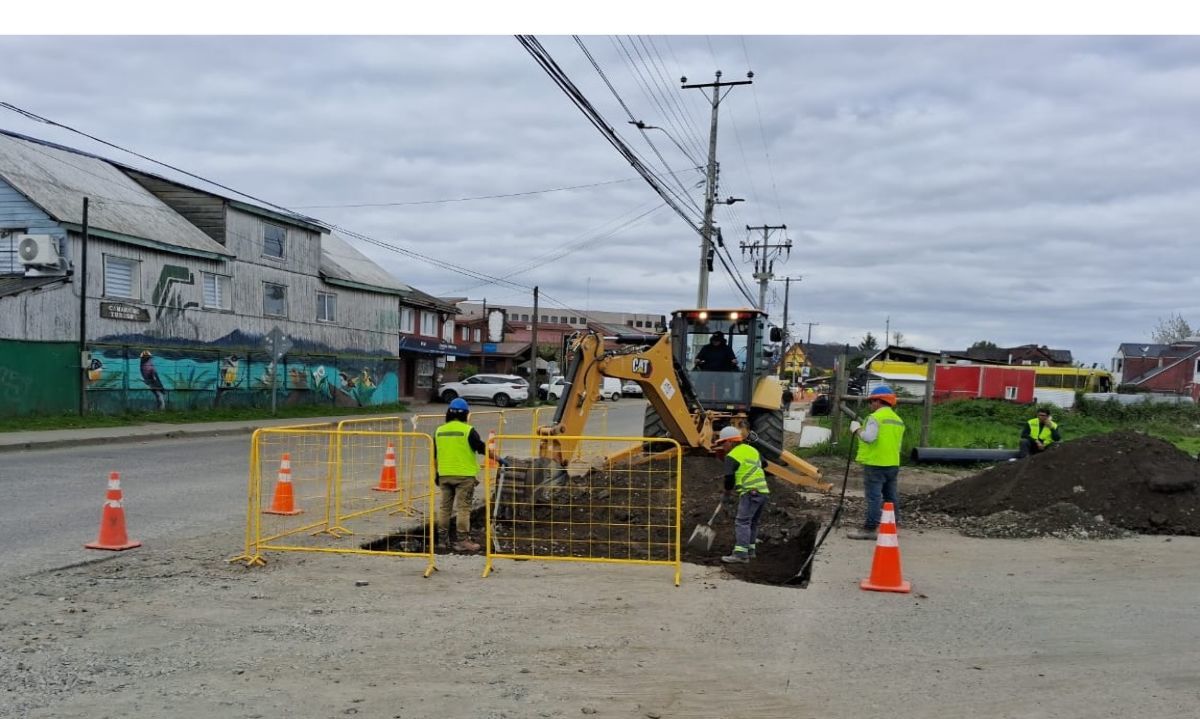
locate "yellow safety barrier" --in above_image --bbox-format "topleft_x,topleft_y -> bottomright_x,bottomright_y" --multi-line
482,434 -> 682,586
229,427 -> 436,576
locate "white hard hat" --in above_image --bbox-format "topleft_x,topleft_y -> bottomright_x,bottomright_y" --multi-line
717,426 -> 743,443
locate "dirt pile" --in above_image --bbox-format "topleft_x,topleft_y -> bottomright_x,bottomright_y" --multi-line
915,431 -> 1200,535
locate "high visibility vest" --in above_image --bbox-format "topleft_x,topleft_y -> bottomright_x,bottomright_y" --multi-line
727,443 -> 769,495
856,406 -> 905,467
435,420 -> 479,477
1027,418 -> 1058,446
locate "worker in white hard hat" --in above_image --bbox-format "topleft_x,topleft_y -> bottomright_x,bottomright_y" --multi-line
715,426 -> 770,564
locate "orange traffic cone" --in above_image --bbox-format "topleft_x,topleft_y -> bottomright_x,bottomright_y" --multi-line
85,471 -> 142,551
374,442 -> 399,492
860,502 -> 911,593
264,452 -> 303,516
484,431 -> 498,470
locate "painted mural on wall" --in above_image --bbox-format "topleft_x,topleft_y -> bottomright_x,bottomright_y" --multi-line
84,345 -> 399,414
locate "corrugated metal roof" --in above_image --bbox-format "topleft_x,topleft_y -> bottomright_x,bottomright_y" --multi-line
320,233 -> 411,295
0,274 -> 69,298
1117,343 -> 1171,358
0,132 -> 231,258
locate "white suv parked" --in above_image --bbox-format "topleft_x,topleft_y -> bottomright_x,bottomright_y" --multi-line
438,374 -> 529,408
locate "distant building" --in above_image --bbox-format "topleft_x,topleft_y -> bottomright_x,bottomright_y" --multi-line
1112,339 -> 1200,400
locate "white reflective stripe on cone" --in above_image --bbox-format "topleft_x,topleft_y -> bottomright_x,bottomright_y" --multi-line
875,533 -> 899,548
105,499 -> 123,509
881,510 -> 895,524
277,474 -> 292,483
108,479 -> 121,490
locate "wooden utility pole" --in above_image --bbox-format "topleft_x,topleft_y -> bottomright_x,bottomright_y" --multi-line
78,197 -> 89,416
920,354 -> 941,446
683,71 -> 752,308
742,225 -> 791,310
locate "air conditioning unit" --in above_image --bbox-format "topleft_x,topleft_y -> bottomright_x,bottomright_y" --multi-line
17,234 -> 61,267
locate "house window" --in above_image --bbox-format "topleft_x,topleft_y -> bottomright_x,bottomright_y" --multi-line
103,255 -> 140,299
1195,359 -> 1200,375
461,326 -> 469,341
1004,386 -> 1018,400
0,229 -> 25,274
443,320 -> 455,342
400,307 -> 415,333
521,314 -> 529,321
263,223 -> 285,259
540,315 -> 548,322
263,282 -> 287,317
201,272 -> 231,310
420,311 -> 437,336
317,291 -> 336,322
473,329 -> 481,342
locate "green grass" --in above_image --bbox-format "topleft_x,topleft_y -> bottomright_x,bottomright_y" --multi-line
0,402 -> 410,433
798,397 -> 1200,460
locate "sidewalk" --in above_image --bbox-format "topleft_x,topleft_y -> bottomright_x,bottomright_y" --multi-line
0,403 -> 440,453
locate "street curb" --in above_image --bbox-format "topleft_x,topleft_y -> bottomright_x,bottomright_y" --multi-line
0,425 -> 260,454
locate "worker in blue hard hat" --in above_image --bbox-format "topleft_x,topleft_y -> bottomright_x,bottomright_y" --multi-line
434,397 -> 504,552
847,385 -> 906,541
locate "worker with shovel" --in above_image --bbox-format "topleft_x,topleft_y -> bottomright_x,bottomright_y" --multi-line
716,426 -> 771,564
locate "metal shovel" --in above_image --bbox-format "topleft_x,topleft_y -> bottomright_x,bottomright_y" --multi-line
686,500 -> 725,551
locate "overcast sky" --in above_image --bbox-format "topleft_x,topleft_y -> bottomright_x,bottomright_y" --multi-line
1,34 -> 1198,365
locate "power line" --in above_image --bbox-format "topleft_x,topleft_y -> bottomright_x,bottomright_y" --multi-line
290,176 -> 641,209
517,35 -> 702,234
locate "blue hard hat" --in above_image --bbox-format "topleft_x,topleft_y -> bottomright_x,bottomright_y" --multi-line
868,385 -> 897,406
448,398 -> 470,412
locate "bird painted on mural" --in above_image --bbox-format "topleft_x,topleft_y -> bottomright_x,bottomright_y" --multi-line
86,357 -> 103,383
339,370 -> 356,389
311,365 -> 330,397
139,350 -> 167,410
221,355 -> 239,388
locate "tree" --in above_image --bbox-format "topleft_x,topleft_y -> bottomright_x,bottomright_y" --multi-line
1151,313 -> 1194,344
857,332 -> 879,353
891,331 -> 907,347
970,340 -> 998,350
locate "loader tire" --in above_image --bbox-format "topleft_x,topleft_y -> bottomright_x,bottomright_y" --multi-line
749,407 -> 785,463
642,404 -> 672,452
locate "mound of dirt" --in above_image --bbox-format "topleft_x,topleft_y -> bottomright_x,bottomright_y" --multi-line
915,431 -> 1200,535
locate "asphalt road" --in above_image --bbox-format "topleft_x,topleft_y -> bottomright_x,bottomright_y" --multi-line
0,399 -> 649,581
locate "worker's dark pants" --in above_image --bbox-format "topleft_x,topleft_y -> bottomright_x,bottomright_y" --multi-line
862,465 -> 900,530
1018,438 -> 1049,458
733,490 -> 769,553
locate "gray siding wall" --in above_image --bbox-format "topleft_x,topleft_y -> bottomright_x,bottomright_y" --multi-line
2,196 -> 398,354
0,178 -> 67,273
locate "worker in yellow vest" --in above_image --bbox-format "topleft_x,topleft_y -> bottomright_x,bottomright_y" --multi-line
715,426 -> 770,564
1019,408 -> 1061,457
847,385 -> 906,541
434,398 -> 504,552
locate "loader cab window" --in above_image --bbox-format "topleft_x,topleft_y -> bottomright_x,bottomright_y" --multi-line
681,313 -> 753,403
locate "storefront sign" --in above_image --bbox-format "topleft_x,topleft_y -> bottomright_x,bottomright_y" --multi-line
99,302 -> 150,323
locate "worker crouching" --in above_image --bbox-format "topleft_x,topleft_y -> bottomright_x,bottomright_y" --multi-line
434,398 -> 503,552
716,426 -> 770,564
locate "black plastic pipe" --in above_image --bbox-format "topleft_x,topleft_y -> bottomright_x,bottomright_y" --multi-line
909,447 -> 1020,463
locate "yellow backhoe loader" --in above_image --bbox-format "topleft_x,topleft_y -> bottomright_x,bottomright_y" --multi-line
536,307 -> 831,492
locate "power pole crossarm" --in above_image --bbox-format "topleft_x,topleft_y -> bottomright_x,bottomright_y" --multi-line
742,225 -> 791,311
682,70 -> 752,309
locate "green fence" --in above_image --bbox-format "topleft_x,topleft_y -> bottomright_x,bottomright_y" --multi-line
0,339 -> 80,416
